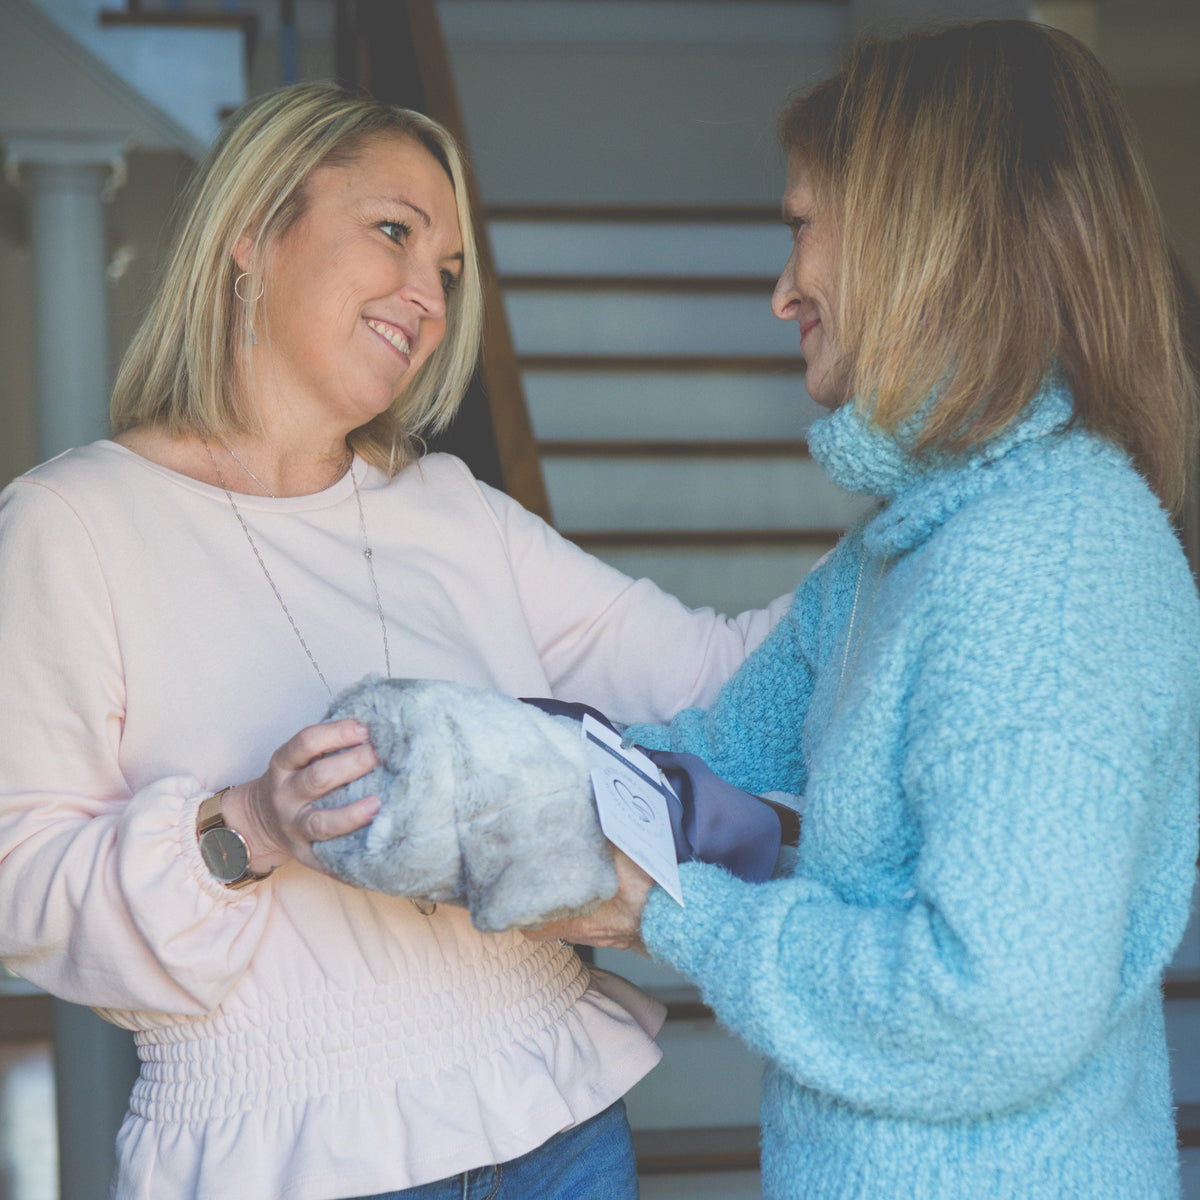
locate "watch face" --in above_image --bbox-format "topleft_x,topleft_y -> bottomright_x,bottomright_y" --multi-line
200,826 -> 251,883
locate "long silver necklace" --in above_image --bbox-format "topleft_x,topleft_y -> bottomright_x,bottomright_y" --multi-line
834,541 -> 891,713
204,439 -> 392,696
221,441 -> 284,497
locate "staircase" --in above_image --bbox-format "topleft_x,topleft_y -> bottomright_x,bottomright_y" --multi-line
441,4 -> 850,1192
438,3 -> 1200,1193
3,2 -> 1198,1197
23,0 -> 249,153
489,204 -> 874,611
442,0 -> 859,609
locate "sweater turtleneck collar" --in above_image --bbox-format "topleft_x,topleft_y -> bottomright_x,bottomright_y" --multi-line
807,378 -> 1078,553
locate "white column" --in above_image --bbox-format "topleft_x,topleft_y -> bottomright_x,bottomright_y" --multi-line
3,136 -> 126,459
4,133 -> 136,1200
51,999 -> 141,1200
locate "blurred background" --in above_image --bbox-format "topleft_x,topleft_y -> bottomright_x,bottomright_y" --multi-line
0,1 -> 1197,1197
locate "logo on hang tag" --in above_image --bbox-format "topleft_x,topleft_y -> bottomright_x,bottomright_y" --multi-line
581,714 -> 684,906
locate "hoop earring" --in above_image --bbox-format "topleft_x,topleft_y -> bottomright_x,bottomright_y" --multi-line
234,271 -> 264,302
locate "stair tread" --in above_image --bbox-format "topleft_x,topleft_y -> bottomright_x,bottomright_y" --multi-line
487,204 -> 779,224
635,1114 -> 1200,1163
539,439 -> 810,458
522,354 -> 804,372
0,991 -> 51,1041
634,1125 -> 760,1174
1180,1104 -> 1200,1147
635,982 -> 714,1021
503,275 -> 777,293
567,529 -> 841,548
98,9 -> 258,33
1165,975 -> 1200,1000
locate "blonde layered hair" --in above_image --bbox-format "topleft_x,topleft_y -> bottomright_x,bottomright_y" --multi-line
111,83 -> 484,473
780,20 -> 1197,510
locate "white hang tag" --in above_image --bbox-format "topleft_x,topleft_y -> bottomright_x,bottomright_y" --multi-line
582,714 -> 684,907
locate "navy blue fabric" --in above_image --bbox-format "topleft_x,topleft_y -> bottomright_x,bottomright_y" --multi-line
519,696 -> 615,730
521,697 -> 782,882
643,747 -> 781,883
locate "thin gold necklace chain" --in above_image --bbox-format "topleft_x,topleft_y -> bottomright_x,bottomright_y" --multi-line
834,540 -> 891,713
203,439 -> 392,696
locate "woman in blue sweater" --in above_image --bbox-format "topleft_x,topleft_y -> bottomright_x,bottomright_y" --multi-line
535,21 -> 1200,1200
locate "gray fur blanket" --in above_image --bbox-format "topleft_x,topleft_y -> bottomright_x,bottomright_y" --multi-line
313,676 -> 618,932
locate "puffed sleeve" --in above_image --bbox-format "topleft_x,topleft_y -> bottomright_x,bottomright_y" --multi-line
474,472 -> 795,725
0,479 -> 272,1017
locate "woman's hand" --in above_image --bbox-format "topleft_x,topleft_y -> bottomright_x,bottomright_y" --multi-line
525,848 -> 655,954
219,718 -> 381,876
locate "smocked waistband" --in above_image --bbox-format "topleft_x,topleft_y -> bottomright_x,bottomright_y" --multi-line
129,940 -> 586,1123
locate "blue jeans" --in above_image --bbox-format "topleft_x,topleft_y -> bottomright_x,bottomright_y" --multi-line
350,1099 -> 639,1200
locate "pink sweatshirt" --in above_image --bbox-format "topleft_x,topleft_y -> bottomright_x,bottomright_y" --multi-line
0,445 -> 787,1200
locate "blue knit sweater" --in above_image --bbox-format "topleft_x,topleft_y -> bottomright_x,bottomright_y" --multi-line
628,383 -> 1200,1200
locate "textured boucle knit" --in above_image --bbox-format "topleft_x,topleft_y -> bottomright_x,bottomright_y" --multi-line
629,382 -> 1200,1200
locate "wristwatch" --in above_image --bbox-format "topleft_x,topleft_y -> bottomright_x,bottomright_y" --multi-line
197,788 -> 272,889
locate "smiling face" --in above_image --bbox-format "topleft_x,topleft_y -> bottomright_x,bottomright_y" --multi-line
240,133 -> 464,440
772,155 -> 846,409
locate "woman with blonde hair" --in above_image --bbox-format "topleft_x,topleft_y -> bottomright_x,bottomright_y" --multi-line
0,83 -> 789,1199
536,21 -> 1200,1200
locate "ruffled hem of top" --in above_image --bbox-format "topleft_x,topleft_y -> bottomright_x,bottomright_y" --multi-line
112,975 -> 663,1200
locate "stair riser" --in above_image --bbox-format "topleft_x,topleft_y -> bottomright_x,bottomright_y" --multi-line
491,220 -> 787,278
596,948 -> 691,991
1169,1000 -> 1200,1103
1182,1148 -> 1200,1198
440,0 -> 850,48
585,545 -> 827,613
1169,869 -> 1200,974
503,291 -> 803,356
543,456 -> 872,532
444,20 -> 846,207
524,370 -> 821,441
624,1020 -> 765,1130
640,1170 -> 762,1198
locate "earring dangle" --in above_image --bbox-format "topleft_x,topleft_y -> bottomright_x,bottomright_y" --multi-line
233,271 -> 264,302
234,272 -> 262,344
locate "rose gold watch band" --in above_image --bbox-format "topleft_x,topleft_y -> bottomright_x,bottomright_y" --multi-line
196,788 -> 273,889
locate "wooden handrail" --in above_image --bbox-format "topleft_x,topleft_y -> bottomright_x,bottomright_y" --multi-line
334,0 -> 552,522
406,1 -> 552,521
